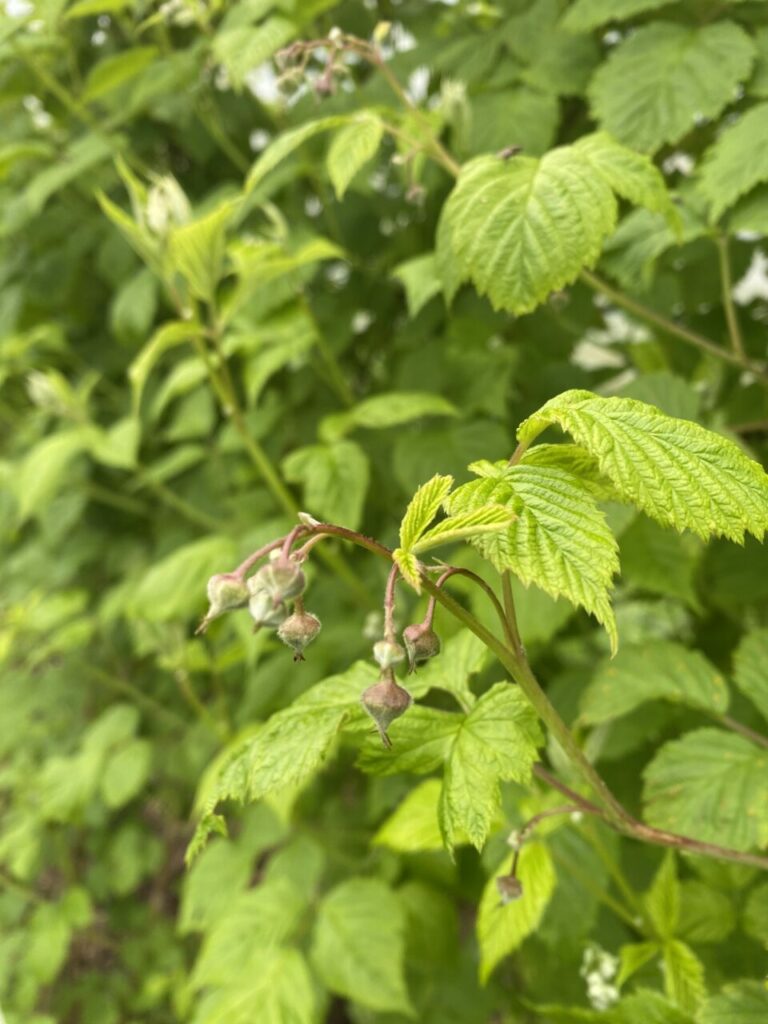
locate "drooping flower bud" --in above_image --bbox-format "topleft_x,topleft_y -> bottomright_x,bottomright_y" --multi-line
496,873 -> 523,905
196,573 -> 250,634
248,589 -> 287,631
373,638 -> 406,670
251,554 -> 305,604
402,621 -> 441,673
278,610 -> 322,661
361,671 -> 412,748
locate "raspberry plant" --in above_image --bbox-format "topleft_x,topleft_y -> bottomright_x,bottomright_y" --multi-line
3,2 -> 768,1023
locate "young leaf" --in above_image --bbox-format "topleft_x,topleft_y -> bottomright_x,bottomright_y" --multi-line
327,113 -> 384,199
128,319 -> 201,414
167,200 -> 237,302
392,253 -> 442,317
733,628 -> 768,724
518,391 -> 768,543
439,683 -> 543,851
373,778 -> 445,853
320,391 -> 458,442
617,942 -> 660,988
446,461 -> 619,651
412,505 -> 515,554
678,881 -> 736,944
398,473 -> 453,551
282,440 -> 370,529
699,981 -> 768,1024
580,642 -> 729,725
662,940 -> 706,1016
311,878 -> 413,1015
477,842 -> 556,981
561,0 -> 678,34
588,21 -> 755,153
645,853 -> 680,939
643,729 -> 768,851
697,102 -> 768,220
393,547 -> 422,591
245,116 -> 352,194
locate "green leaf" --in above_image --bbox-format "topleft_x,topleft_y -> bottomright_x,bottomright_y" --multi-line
327,113 -> 384,199
393,547 -> 422,591
311,878 -> 413,1015
645,852 -> 680,939
439,683 -> 543,851
373,778 -> 445,852
129,535 -> 236,622
128,319 -> 201,414
733,628 -> 768,724
446,461 -> 619,651
617,942 -> 660,987
179,839 -> 254,933
561,0 -> 679,33
191,946 -> 317,1024
356,705 -> 462,776
477,842 -> 556,981
608,990 -> 694,1024
282,440 -> 370,529
699,981 -> 768,1024
100,739 -> 152,809
212,16 -> 295,89
743,881 -> 768,945
408,628 -> 488,709
13,429 -> 90,524
697,103 -> 768,221
319,391 -> 458,442
619,515 -> 701,607
245,116 -> 352,194
573,131 -> 678,223
678,881 -> 736,943
398,473 -> 453,551
643,728 -> 768,851
580,642 -> 729,725
392,253 -> 442,317
518,391 -> 768,543
662,939 -> 706,1016
167,200 -> 237,302
66,0 -> 132,15
588,21 -> 755,153
82,47 -> 159,103
413,505 -> 516,553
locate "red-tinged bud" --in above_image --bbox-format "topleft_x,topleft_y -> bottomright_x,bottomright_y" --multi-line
248,589 -> 287,631
196,573 -> 249,634
251,555 -> 305,604
496,873 -> 523,905
403,621 -> 441,673
361,671 -> 412,748
278,610 -> 322,661
373,638 -> 405,670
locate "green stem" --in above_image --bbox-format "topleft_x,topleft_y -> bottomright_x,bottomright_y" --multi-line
718,713 -> 768,751
716,234 -> 746,360
86,665 -> 188,730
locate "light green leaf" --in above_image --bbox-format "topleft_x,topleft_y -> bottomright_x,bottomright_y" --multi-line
212,16 -> 295,89
561,0 -> 679,33
66,0 -> 132,15
467,87 -> 559,157
439,683 -> 543,851
643,729 -> 768,851
128,319 -> 201,414
327,113 -> 384,199
662,939 -> 706,1016
733,628 -> 768,724
619,514 -> 701,607
574,131 -> 678,222
320,391 -> 458,442
580,642 -> 729,725
13,429 -> 90,524
588,21 -> 755,153
129,535 -> 236,622
608,990 -> 694,1024
678,881 -> 736,944
392,253 -> 442,317
100,739 -> 152,809
518,391 -> 768,543
191,946 -> 317,1024
413,505 -> 516,554
743,882 -> 768,945
617,942 -> 660,988
645,853 -> 680,939
373,778 -> 445,852
283,440 -> 369,529
179,839 -> 254,933
217,662 -> 375,804
699,981 -> 768,1024
393,547 -> 422,591
83,46 -> 159,103
697,103 -> 768,221
246,116 -> 352,193
356,705 -> 462,776
408,628 -> 488,708
477,842 -> 556,981
168,200 -> 237,301
398,473 -> 453,551
446,461 -> 619,651
311,878 -> 413,1015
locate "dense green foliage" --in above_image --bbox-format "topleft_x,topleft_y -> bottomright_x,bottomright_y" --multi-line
2,1 -> 768,1022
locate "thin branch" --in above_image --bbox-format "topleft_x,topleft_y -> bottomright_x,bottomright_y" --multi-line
716,234 -> 746,359
383,563 -> 400,640
719,713 -> 768,751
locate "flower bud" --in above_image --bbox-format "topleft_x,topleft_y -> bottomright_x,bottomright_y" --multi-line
403,621 -> 441,673
196,573 -> 249,634
496,873 -> 523,905
252,555 -> 305,604
248,589 -> 287,631
373,638 -> 405,670
278,610 -> 322,661
361,671 -> 412,748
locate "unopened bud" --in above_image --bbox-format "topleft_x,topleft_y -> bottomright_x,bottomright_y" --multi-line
278,610 -> 321,661
496,873 -> 523,905
252,555 -> 305,604
373,638 -> 405,669
196,573 -> 249,634
361,671 -> 412,748
402,621 -> 441,672
248,589 -> 287,631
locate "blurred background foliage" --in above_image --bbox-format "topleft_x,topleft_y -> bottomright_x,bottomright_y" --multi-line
1,0 -> 768,1022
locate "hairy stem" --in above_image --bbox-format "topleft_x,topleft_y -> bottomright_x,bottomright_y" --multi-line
383,563 -> 399,640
